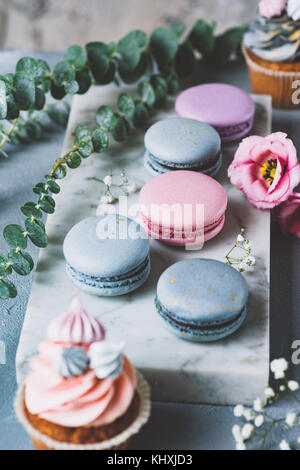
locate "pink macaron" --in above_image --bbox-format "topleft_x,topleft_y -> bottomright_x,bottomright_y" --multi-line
139,170 -> 227,246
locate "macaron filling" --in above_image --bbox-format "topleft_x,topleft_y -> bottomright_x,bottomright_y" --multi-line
141,212 -> 224,240
66,254 -> 150,289
214,120 -> 253,141
155,296 -> 246,334
145,149 -> 222,171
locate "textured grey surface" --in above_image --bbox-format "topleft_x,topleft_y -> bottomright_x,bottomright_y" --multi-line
0,0 -> 257,51
0,50 -> 299,450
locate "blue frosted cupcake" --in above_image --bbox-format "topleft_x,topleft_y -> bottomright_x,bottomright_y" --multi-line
63,214 -> 150,296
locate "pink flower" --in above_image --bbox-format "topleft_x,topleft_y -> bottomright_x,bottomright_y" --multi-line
259,0 -> 288,18
228,132 -> 300,210
275,193 -> 300,238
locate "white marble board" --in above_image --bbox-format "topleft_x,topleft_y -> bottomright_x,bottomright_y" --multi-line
16,86 -> 271,405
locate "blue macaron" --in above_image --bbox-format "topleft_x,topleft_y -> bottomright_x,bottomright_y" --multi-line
155,258 -> 248,342
144,117 -> 222,177
63,214 -> 150,296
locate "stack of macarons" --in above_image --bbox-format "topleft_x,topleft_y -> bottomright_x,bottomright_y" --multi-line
144,117 -> 222,177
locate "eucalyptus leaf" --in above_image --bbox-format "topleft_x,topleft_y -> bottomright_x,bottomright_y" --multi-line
53,61 -> 75,87
94,62 -> 115,85
150,27 -> 178,66
92,128 -> 109,153
50,82 -> 66,100
86,42 -> 110,80
47,104 -> 68,127
151,74 -> 168,107
170,23 -> 186,38
138,81 -> 155,107
45,178 -> 60,194
75,125 -> 92,143
0,255 -> 12,277
67,151 -> 81,169
189,19 -> 216,57
96,105 -> 117,131
0,80 -> 7,119
117,93 -> 135,121
165,70 -> 180,94
133,101 -> 149,129
118,54 -> 148,84
16,57 -> 37,76
35,59 -> 51,86
34,87 -> 46,110
0,279 -> 17,299
13,72 -> 35,110
112,116 -> 129,142
6,94 -> 19,120
76,68 -> 92,94
8,250 -> 34,276
3,224 -> 27,249
64,80 -> 79,95
52,164 -> 67,180
25,218 -> 48,248
78,141 -> 92,158
124,30 -> 148,49
33,182 -> 48,195
38,194 -> 55,214
117,35 -> 141,74
21,202 -> 42,219
65,45 -> 87,69
175,41 -> 196,78
25,120 -> 42,140
209,26 -> 248,64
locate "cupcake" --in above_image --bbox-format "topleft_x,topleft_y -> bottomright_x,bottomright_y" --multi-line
14,298 -> 151,450
243,0 -> 300,109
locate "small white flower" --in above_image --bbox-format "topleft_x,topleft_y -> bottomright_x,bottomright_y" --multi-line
127,181 -> 137,193
288,380 -> 299,392
265,387 -> 275,399
236,442 -> 246,450
279,440 -> 291,450
237,234 -> 245,243
103,175 -> 112,186
253,398 -> 264,412
286,412 -> 297,427
243,409 -> 254,421
238,261 -> 247,271
280,385 -> 286,392
241,423 -> 254,440
232,425 -> 242,443
254,415 -> 264,428
100,194 -> 113,204
234,404 -> 244,417
246,255 -> 256,266
270,358 -> 288,379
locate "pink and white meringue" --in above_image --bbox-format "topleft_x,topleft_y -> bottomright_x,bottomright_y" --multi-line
259,0 -> 288,19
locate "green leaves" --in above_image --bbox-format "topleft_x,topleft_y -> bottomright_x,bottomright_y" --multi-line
118,93 -> 135,121
189,20 -> 216,57
86,42 -> 111,83
138,81 -> 155,107
52,164 -> 67,180
209,26 -> 248,64
53,60 -> 78,93
64,45 -> 87,69
38,194 -> 55,214
13,73 -> 35,110
0,279 -> 17,299
117,34 -> 141,75
25,218 -> 48,248
3,225 -> 27,249
112,117 -> 129,142
8,250 -> 34,276
0,80 -> 7,119
96,105 -> 117,131
92,128 -> 109,153
21,202 -> 42,219
0,255 -> 12,277
150,27 -> 179,66
67,151 -> 81,169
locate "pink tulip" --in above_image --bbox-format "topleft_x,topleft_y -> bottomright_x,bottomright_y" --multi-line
259,0 -> 288,19
276,193 -> 300,238
228,132 -> 300,210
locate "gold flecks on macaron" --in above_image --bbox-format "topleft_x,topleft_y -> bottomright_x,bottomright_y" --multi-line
174,300 -> 178,305
170,279 -> 177,283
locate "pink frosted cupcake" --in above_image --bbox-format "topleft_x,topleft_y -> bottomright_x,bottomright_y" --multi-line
14,298 -> 150,450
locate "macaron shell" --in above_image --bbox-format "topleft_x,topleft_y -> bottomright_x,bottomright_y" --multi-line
175,83 -> 255,141
139,170 -> 228,230
144,118 -> 221,168
63,215 -> 149,277
156,259 -> 249,325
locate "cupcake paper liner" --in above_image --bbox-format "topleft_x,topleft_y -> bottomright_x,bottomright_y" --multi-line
14,371 -> 151,451
243,45 -> 300,110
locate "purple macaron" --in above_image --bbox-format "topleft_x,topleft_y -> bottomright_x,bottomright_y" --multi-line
175,83 -> 255,143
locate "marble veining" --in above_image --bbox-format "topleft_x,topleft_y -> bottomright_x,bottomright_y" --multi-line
15,85 -> 271,405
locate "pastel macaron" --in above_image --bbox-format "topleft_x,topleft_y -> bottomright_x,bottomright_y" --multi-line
155,259 -> 249,342
175,83 -> 255,143
139,170 -> 228,246
63,214 -> 150,296
144,118 -> 222,177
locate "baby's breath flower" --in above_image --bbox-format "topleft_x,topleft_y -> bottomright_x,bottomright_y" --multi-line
232,425 -> 242,443
244,409 -> 254,421
254,415 -> 264,428
270,358 -> 288,379
103,175 -> 112,186
280,385 -> 286,392
237,234 -> 245,243
265,387 -> 275,399
127,181 -> 137,193
241,423 -> 254,440
279,440 -> 291,450
233,404 -> 244,417
288,380 -> 299,392
253,398 -> 264,412
246,255 -> 256,266
236,442 -> 246,450
243,240 -> 252,250
286,412 -> 297,427
100,194 -> 113,204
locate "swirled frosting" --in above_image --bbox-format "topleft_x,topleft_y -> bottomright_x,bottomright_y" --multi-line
88,341 -> 124,380
244,13 -> 300,62
259,0 -> 287,19
25,299 -> 136,427
47,297 -> 105,345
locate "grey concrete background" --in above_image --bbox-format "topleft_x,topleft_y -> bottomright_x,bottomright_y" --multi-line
0,0 -> 257,51
0,48 -> 299,450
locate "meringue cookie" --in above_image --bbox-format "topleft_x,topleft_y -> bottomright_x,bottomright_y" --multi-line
88,340 -> 125,380
55,346 -> 89,378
